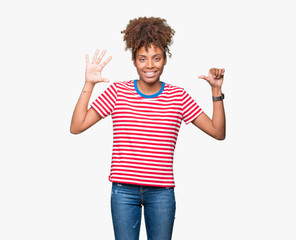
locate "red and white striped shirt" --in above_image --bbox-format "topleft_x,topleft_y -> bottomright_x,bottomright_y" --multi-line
91,80 -> 203,187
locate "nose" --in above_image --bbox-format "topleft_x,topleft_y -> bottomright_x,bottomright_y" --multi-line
146,59 -> 154,68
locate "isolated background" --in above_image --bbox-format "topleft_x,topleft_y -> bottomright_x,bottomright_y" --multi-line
1,0 -> 295,239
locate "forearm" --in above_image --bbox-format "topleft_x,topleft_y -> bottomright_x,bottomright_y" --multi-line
211,87 -> 226,140
70,81 -> 95,133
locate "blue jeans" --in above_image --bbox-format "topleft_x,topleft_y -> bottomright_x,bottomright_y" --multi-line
111,182 -> 176,240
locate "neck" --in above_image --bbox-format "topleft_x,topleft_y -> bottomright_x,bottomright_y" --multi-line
137,79 -> 162,95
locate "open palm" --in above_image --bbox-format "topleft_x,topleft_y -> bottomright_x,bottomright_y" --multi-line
85,49 -> 112,84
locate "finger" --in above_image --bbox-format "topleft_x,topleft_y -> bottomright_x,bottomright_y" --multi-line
217,69 -> 222,78
100,56 -> 112,69
209,68 -> 215,76
222,68 -> 225,75
218,68 -> 225,78
101,78 -> 110,83
92,49 -> 99,64
96,49 -> 107,64
85,54 -> 90,64
209,68 -> 215,78
214,68 -> 218,78
198,75 -> 208,80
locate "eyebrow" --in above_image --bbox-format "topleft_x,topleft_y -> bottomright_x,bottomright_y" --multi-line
138,54 -> 163,58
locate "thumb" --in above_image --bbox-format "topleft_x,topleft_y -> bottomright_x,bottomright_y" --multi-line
102,78 -> 110,83
198,75 -> 208,80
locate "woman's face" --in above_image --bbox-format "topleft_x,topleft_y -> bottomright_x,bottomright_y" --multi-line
133,45 -> 167,84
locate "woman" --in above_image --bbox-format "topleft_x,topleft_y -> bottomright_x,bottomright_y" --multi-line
70,17 -> 225,240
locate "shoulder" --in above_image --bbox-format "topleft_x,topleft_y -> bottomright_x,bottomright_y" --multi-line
163,82 -> 185,95
113,80 -> 134,89
163,82 -> 198,102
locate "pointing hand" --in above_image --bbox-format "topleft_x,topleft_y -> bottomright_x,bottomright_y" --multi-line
198,68 -> 225,88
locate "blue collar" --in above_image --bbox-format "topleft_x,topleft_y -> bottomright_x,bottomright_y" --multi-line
134,80 -> 165,98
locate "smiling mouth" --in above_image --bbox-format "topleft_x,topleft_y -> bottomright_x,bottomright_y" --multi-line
144,71 -> 157,77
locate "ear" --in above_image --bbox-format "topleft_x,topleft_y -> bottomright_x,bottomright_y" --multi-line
133,51 -> 138,67
163,51 -> 167,65
164,57 -> 167,65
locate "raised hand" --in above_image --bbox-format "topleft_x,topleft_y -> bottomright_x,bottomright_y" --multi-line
198,68 -> 225,89
85,49 -> 112,84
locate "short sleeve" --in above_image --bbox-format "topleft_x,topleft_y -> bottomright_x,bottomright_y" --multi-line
182,89 -> 203,124
90,83 -> 117,118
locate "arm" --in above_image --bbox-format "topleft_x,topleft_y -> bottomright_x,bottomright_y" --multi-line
70,49 -> 112,134
192,68 -> 226,140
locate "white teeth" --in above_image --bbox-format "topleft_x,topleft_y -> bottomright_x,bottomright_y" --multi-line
145,71 -> 156,76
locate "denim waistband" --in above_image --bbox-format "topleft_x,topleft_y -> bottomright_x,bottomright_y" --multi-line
112,182 -> 174,189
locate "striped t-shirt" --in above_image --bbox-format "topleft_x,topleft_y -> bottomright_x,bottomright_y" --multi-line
91,80 -> 203,187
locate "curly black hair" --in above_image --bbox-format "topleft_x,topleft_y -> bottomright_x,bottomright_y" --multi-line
121,17 -> 175,60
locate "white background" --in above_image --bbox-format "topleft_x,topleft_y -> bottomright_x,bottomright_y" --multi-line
1,0 -> 295,239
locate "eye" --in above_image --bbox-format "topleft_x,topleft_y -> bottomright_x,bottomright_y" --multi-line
139,58 -> 145,62
155,57 -> 161,61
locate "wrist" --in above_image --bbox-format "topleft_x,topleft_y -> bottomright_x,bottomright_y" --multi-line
211,87 -> 222,97
83,81 -> 95,92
